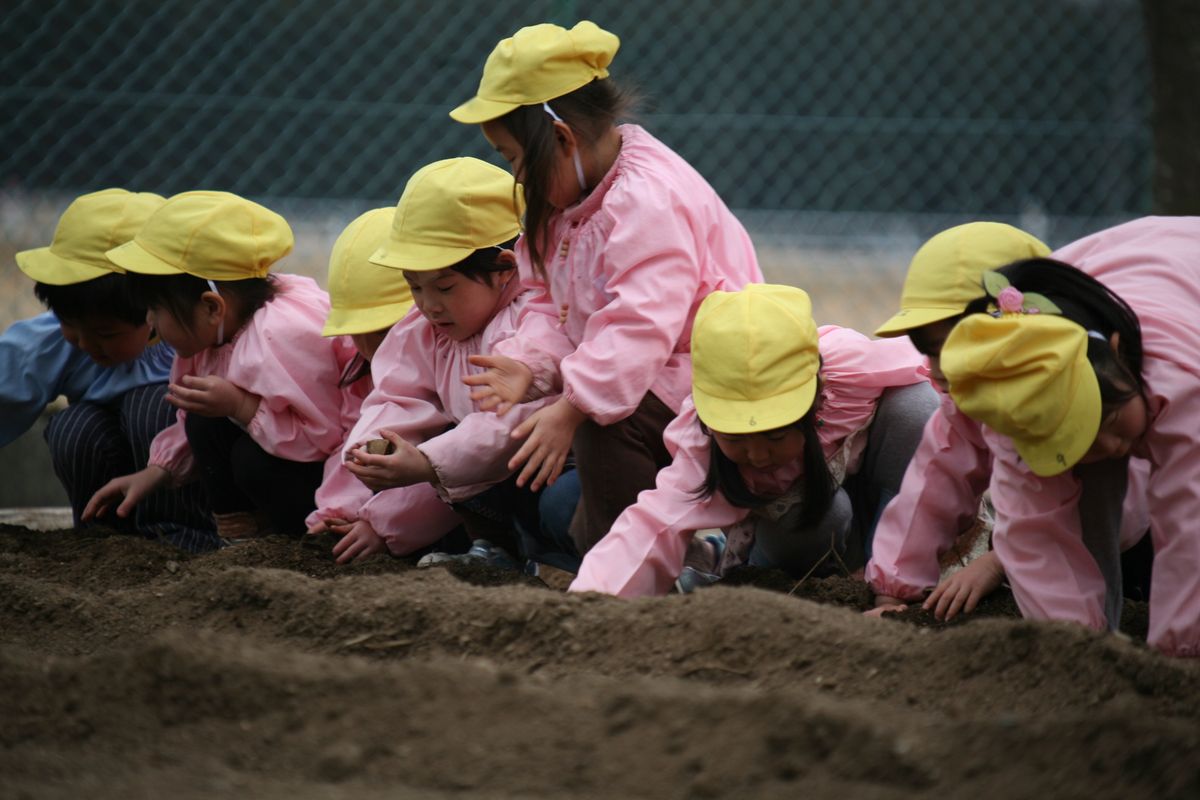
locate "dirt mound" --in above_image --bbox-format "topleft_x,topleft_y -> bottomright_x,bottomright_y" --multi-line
2,525 -> 1197,799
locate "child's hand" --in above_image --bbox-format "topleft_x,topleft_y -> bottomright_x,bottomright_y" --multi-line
329,519 -> 388,564
345,429 -> 436,491
508,397 -> 586,491
168,375 -> 261,424
306,517 -> 349,535
923,551 -> 1004,621
463,354 -> 535,415
863,594 -> 908,618
83,466 -> 171,521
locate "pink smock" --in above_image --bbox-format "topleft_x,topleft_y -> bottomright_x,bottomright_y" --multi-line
496,124 -> 763,423
983,216 -> 1200,657
149,274 -> 361,479
569,327 -> 927,597
306,363 -> 461,556
865,385 -> 1151,601
320,282 -> 559,553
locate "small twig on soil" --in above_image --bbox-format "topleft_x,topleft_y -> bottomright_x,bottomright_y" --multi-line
681,664 -> 752,678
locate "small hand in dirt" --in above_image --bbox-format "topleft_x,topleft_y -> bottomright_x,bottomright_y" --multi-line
923,551 -> 1005,621
463,354 -> 535,415
306,517 -> 349,535
329,519 -> 388,564
168,375 -> 261,424
345,430 -> 435,491
83,466 -> 171,521
863,603 -> 908,618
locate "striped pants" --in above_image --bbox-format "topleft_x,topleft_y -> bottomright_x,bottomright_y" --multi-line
44,384 -> 219,552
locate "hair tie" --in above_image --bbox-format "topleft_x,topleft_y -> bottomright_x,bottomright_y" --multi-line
982,270 -> 1061,317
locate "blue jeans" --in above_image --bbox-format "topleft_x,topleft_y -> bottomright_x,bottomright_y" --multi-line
455,468 -> 582,572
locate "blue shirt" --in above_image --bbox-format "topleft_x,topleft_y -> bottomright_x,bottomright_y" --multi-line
0,311 -> 175,446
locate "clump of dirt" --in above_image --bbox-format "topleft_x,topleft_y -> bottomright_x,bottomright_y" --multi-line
2,523 -> 1197,800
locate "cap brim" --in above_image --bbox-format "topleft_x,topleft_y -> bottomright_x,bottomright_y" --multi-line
1013,367 -> 1101,477
16,247 -> 121,285
369,241 -> 481,273
449,96 -> 521,124
874,306 -> 963,338
106,240 -> 187,275
693,376 -> 819,435
323,300 -> 415,336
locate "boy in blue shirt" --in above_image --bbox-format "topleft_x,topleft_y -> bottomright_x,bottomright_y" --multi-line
6,188 -> 217,551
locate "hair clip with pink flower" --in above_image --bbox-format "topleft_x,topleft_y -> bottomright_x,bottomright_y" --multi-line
981,271 -> 1062,317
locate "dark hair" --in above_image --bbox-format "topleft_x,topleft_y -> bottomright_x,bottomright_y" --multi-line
694,382 -> 838,529
963,257 -> 1144,413
124,273 -> 277,333
495,78 -> 638,276
449,236 -> 519,285
34,273 -> 148,326
338,352 -> 371,388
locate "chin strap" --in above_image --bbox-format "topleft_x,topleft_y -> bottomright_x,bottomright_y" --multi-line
206,279 -> 225,346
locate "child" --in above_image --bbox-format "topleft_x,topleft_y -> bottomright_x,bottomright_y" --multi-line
329,157 -> 580,571
305,207 -> 462,564
83,191 -> 358,541
6,188 -> 217,552
936,216 -> 1199,657
570,284 -> 936,597
865,223 -> 1151,623
450,21 -> 763,556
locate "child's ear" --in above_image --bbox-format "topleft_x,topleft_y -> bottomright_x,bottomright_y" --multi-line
200,290 -> 226,323
551,119 -> 578,155
495,248 -> 517,268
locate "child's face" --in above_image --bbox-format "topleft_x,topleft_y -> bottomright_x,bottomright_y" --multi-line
906,318 -> 959,393
712,425 -> 807,471
482,120 -> 581,210
350,329 -> 388,361
59,316 -> 151,366
147,305 -> 213,359
403,268 -> 510,342
1078,392 -> 1149,464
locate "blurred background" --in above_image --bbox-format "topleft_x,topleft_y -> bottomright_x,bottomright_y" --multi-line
1,0 -> 1194,506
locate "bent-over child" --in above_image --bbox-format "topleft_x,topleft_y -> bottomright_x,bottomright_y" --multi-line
7,188 -> 216,551
570,284 -> 937,597
85,191 -> 359,541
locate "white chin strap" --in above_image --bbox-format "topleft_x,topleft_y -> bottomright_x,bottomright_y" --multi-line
207,279 -> 225,346
542,102 -> 588,192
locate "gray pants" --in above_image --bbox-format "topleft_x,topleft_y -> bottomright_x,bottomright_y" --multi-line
749,381 -> 939,577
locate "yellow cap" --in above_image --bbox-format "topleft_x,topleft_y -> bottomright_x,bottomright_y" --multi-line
370,158 -> 522,272
874,222 -> 1050,337
323,208 -> 414,336
941,313 -> 1100,477
449,21 -> 620,123
16,188 -> 165,285
692,284 -> 821,434
106,190 -> 293,281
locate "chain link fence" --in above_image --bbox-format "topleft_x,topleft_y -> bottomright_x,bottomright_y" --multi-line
2,0 -> 1150,334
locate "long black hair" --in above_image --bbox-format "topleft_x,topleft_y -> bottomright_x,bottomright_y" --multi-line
494,78 -> 638,277
963,257 -> 1144,413
695,380 -> 838,528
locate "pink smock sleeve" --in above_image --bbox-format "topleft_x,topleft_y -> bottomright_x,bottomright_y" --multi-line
986,430 -> 1108,631
148,358 -> 195,481
570,401 -> 750,597
865,395 -> 992,600
307,370 -> 376,529
1141,384 -> 1200,657
358,484 -> 462,556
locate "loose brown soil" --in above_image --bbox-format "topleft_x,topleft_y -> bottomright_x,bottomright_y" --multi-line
2,524 -> 1197,799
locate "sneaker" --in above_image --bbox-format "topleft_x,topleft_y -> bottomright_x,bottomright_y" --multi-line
675,566 -> 722,594
416,539 -> 521,571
